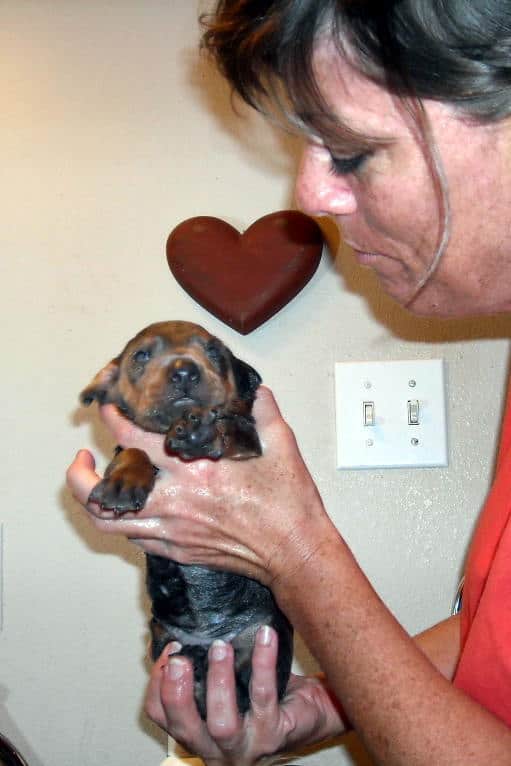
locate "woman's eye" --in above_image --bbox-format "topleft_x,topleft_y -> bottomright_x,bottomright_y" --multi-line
329,152 -> 369,176
133,349 -> 151,364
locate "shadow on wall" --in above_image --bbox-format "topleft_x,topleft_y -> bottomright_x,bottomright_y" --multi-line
0,686 -> 45,766
186,43 -> 302,206
318,217 -> 511,343
61,406 -> 169,753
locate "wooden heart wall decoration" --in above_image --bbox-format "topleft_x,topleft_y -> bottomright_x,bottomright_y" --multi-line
166,211 -> 324,334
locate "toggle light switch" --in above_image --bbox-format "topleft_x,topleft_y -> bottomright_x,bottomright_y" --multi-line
335,359 -> 448,469
363,401 -> 375,426
408,399 -> 420,425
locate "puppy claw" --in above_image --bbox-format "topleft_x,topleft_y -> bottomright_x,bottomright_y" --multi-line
88,477 -> 151,515
88,479 -> 109,506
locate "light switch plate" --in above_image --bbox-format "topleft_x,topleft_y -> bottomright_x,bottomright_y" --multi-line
335,359 -> 448,469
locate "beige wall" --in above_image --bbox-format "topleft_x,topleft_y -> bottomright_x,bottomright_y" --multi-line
2,3 -> 511,765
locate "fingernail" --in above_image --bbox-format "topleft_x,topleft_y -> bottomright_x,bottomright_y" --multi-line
256,625 -> 272,646
167,641 -> 182,656
210,639 -> 227,661
167,657 -> 186,680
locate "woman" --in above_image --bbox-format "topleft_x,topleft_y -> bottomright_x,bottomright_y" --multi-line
67,2 -> 511,763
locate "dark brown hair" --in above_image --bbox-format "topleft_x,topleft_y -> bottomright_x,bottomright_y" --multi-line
202,1 -> 511,297
202,0 -> 511,132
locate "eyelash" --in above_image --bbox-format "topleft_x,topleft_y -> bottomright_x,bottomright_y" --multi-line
329,152 -> 370,176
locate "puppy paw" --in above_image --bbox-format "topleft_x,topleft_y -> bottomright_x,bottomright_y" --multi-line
165,407 -> 223,459
88,447 -> 157,514
88,477 -> 149,514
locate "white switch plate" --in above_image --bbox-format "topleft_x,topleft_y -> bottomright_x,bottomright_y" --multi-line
335,359 -> 448,469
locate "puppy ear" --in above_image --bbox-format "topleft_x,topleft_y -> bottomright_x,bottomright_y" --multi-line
80,358 -> 121,406
229,353 -> 262,401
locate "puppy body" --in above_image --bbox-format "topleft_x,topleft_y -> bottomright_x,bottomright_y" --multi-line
81,321 -> 293,717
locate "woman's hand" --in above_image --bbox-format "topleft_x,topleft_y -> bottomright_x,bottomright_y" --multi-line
66,387 -> 335,587
145,626 -> 346,766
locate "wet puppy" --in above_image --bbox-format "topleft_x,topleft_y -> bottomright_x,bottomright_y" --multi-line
80,321 -> 293,717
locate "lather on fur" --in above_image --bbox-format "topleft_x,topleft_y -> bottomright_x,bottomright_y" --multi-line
80,320 -> 293,717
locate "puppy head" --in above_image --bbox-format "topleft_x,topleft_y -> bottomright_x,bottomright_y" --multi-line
80,321 -> 261,456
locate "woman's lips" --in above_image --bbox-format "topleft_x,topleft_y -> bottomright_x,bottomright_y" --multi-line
344,240 -> 391,267
352,249 -> 385,266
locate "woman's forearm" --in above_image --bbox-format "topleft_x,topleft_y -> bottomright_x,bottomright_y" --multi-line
273,517 -> 511,766
315,613 -> 461,734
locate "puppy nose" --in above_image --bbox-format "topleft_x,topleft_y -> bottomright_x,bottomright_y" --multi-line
169,359 -> 201,389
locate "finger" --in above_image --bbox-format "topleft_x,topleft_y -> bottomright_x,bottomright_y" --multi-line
249,626 -> 280,718
206,640 -> 242,742
144,643 -> 183,728
144,647 -> 173,729
66,450 -> 101,506
82,509 -> 171,540
253,386 -> 298,454
128,538 -> 174,557
253,386 -> 284,430
157,654 -> 214,753
99,405 -> 169,463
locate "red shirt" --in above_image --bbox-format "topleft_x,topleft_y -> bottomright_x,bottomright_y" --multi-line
453,384 -> 511,726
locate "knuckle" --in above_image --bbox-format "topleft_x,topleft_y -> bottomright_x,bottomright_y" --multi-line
207,720 -> 239,744
271,418 -> 297,452
168,547 -> 193,565
167,719 -> 192,742
250,679 -> 276,708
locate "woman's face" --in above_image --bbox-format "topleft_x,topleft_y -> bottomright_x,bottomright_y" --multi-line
295,42 -> 511,317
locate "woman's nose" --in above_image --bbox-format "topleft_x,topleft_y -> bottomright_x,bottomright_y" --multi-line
295,143 -> 357,218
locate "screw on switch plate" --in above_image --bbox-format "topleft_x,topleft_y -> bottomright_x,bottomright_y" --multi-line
335,359 -> 448,469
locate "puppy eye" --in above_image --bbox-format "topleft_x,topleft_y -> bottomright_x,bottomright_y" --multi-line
205,342 -> 222,363
205,341 -> 228,376
133,349 -> 151,364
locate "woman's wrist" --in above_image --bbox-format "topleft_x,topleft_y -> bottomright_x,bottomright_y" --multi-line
269,507 -> 345,609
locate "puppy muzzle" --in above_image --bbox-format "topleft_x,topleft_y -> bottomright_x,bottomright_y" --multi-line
168,358 -> 201,394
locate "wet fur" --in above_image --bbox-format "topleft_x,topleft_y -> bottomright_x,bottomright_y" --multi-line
81,321 -> 293,717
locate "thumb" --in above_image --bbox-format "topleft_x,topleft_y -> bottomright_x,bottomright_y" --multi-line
66,449 -> 99,505
99,404 -> 167,460
253,385 -> 285,430
254,386 -> 301,457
